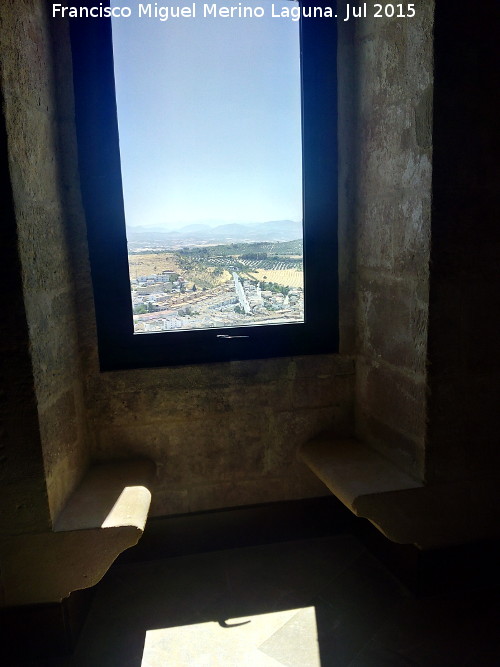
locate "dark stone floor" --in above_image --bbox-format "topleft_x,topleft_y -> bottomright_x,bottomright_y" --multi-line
69,535 -> 500,666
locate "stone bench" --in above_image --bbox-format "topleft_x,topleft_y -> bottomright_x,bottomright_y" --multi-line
299,433 -> 500,549
299,434 -> 422,511
1,458 -> 155,606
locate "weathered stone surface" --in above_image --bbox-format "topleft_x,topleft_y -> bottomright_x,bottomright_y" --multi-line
1,459 -> 155,606
425,0 -> 500,484
1,479 -> 52,536
300,433 -> 500,549
2,0 -> 498,617
40,388 -> 88,521
356,412 -> 425,483
291,374 -> 353,410
356,360 -> 427,468
0,0 -> 90,529
185,474 -> 327,515
269,407 -> 353,474
293,354 -> 355,378
357,194 -> 431,278
1,527 -> 144,606
0,1 -> 53,539
5,110 -> 61,208
338,0 -> 433,483
354,479 -> 500,550
0,355 -> 48,486
0,1 -> 56,112
54,459 -> 155,531
299,434 -> 422,509
357,278 -> 428,374
88,357 -> 355,516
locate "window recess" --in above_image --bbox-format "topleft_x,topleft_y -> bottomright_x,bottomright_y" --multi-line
70,0 -> 338,369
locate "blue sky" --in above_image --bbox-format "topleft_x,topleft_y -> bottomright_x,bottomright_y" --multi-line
111,1 -> 303,229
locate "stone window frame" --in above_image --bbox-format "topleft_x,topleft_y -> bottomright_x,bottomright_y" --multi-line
70,0 -> 339,370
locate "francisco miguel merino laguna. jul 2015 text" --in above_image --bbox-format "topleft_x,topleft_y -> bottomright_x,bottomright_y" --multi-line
52,2 -> 417,21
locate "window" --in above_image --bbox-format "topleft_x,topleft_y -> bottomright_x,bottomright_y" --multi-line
70,0 -> 338,369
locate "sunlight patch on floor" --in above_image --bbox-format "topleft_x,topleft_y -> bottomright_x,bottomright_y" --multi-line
141,606 -> 320,667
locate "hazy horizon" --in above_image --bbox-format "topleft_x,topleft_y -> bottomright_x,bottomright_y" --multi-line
126,218 -> 302,231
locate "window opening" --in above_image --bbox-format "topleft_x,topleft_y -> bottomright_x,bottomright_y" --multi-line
70,0 -> 338,369
111,1 -> 305,334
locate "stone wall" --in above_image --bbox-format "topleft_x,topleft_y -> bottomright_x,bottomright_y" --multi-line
1,0 -> 498,562
0,89 -> 51,538
86,355 -> 354,516
339,0 -> 434,480
1,0 -> 356,523
426,1 -> 500,483
0,0 -> 90,523
64,7 -> 356,517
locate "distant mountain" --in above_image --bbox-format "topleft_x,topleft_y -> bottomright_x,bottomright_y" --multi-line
126,220 -> 303,245
126,224 -> 172,234
178,223 -> 212,233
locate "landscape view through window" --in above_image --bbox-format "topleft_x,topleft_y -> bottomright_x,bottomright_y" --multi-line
111,1 -> 304,333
